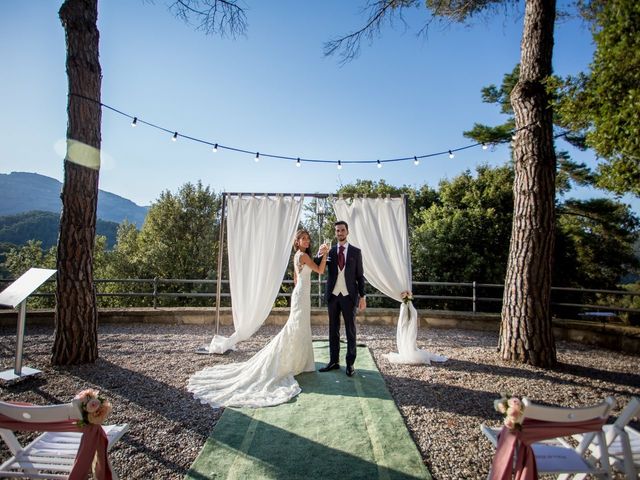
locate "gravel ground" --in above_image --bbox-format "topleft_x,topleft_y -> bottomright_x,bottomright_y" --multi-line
1,323 -> 638,479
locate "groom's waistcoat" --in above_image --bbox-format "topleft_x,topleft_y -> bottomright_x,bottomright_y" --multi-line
332,266 -> 349,297
323,243 -> 365,304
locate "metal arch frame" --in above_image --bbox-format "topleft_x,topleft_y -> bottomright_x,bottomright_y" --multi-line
213,192 -> 409,336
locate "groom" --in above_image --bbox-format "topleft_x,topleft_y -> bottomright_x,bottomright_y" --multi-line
318,221 -> 366,377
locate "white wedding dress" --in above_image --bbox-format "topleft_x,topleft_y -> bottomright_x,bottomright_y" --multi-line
188,251 -> 315,408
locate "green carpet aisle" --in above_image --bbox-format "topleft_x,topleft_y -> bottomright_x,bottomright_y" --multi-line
186,341 -> 431,480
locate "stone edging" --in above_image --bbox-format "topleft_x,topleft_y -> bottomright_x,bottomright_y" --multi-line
0,307 -> 638,354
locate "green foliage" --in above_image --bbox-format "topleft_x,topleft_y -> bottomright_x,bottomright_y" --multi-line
0,211 -> 60,248
336,179 -> 438,231
105,181 -> 221,306
1,182 -> 222,308
412,165 -> 514,284
555,0 -> 640,195
138,181 -> 220,279
2,237 -> 113,309
3,240 -> 56,309
0,242 -> 15,279
0,211 -> 119,249
481,66 -> 518,115
328,168 -> 638,306
555,152 -> 597,195
3,177 -> 636,311
618,282 -> 640,325
4,240 -> 57,275
464,65 -> 600,196
463,67 -> 518,145
301,197 -> 335,255
555,198 -> 640,288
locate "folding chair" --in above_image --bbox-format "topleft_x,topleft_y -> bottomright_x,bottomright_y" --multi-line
481,396 -> 615,479
0,399 -> 129,479
573,397 -> 640,479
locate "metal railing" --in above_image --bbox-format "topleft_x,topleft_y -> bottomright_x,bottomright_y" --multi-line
1,277 -> 639,323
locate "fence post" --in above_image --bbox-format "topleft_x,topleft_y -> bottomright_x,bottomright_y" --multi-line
153,277 -> 158,309
472,281 -> 476,313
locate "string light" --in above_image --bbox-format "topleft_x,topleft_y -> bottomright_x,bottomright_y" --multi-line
69,94 -> 543,169
296,157 -> 301,167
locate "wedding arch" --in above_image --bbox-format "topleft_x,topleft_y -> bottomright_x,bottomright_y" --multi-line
203,192 -> 446,365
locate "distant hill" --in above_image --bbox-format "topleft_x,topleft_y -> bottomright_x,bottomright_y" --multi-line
0,211 -> 119,249
0,172 -> 148,227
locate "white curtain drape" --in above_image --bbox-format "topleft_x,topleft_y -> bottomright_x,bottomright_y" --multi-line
207,194 -> 303,353
332,197 -> 447,364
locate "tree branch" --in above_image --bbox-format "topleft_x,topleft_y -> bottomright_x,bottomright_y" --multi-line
169,0 -> 247,38
324,0 -> 517,65
324,0 -> 408,65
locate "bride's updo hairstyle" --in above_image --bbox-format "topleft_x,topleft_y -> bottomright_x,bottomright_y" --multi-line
293,229 -> 312,256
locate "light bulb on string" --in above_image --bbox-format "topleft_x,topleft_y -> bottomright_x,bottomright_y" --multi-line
87,98 -> 539,173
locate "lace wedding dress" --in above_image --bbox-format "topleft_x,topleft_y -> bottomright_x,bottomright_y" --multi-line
188,251 -> 315,408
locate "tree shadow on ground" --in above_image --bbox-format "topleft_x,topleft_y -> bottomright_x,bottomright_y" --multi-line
187,408 -> 428,480
425,357 -> 640,397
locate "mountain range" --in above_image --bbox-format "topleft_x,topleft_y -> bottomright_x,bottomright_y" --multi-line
0,172 -> 148,227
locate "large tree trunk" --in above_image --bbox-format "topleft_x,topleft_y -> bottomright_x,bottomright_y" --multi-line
53,0 -> 101,364
500,0 -> 557,367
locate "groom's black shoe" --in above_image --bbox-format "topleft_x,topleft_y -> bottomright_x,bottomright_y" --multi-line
319,362 -> 340,372
346,365 -> 355,377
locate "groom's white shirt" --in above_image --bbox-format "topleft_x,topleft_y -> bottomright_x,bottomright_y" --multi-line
332,241 -> 350,297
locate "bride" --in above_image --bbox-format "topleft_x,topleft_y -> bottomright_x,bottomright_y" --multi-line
188,229 -> 329,408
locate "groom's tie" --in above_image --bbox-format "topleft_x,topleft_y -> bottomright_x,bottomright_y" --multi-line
338,245 -> 345,270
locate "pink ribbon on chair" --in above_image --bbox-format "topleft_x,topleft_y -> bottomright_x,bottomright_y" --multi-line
0,412 -> 112,480
490,417 -> 606,480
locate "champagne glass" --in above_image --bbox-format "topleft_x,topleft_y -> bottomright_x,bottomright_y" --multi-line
323,238 -> 332,253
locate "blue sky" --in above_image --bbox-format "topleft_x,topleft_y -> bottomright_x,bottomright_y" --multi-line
1,0 -> 636,213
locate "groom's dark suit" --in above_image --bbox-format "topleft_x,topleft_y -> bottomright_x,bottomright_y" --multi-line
324,243 -> 366,368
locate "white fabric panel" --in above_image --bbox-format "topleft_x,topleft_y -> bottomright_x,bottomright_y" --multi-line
208,195 -> 303,353
332,197 -> 447,364
333,197 -> 410,301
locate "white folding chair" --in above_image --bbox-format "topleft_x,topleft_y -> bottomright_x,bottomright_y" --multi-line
0,399 -> 129,479
572,397 -> 640,479
481,396 -> 615,479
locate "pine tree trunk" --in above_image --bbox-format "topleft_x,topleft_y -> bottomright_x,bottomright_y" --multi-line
500,0 -> 557,367
53,0 -> 101,364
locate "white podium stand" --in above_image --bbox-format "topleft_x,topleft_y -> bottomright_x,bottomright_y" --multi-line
0,267 -> 56,382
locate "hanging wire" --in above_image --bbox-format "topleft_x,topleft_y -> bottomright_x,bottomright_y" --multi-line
69,93 -> 568,166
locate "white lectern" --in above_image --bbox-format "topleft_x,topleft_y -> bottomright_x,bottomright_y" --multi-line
0,267 -> 56,382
